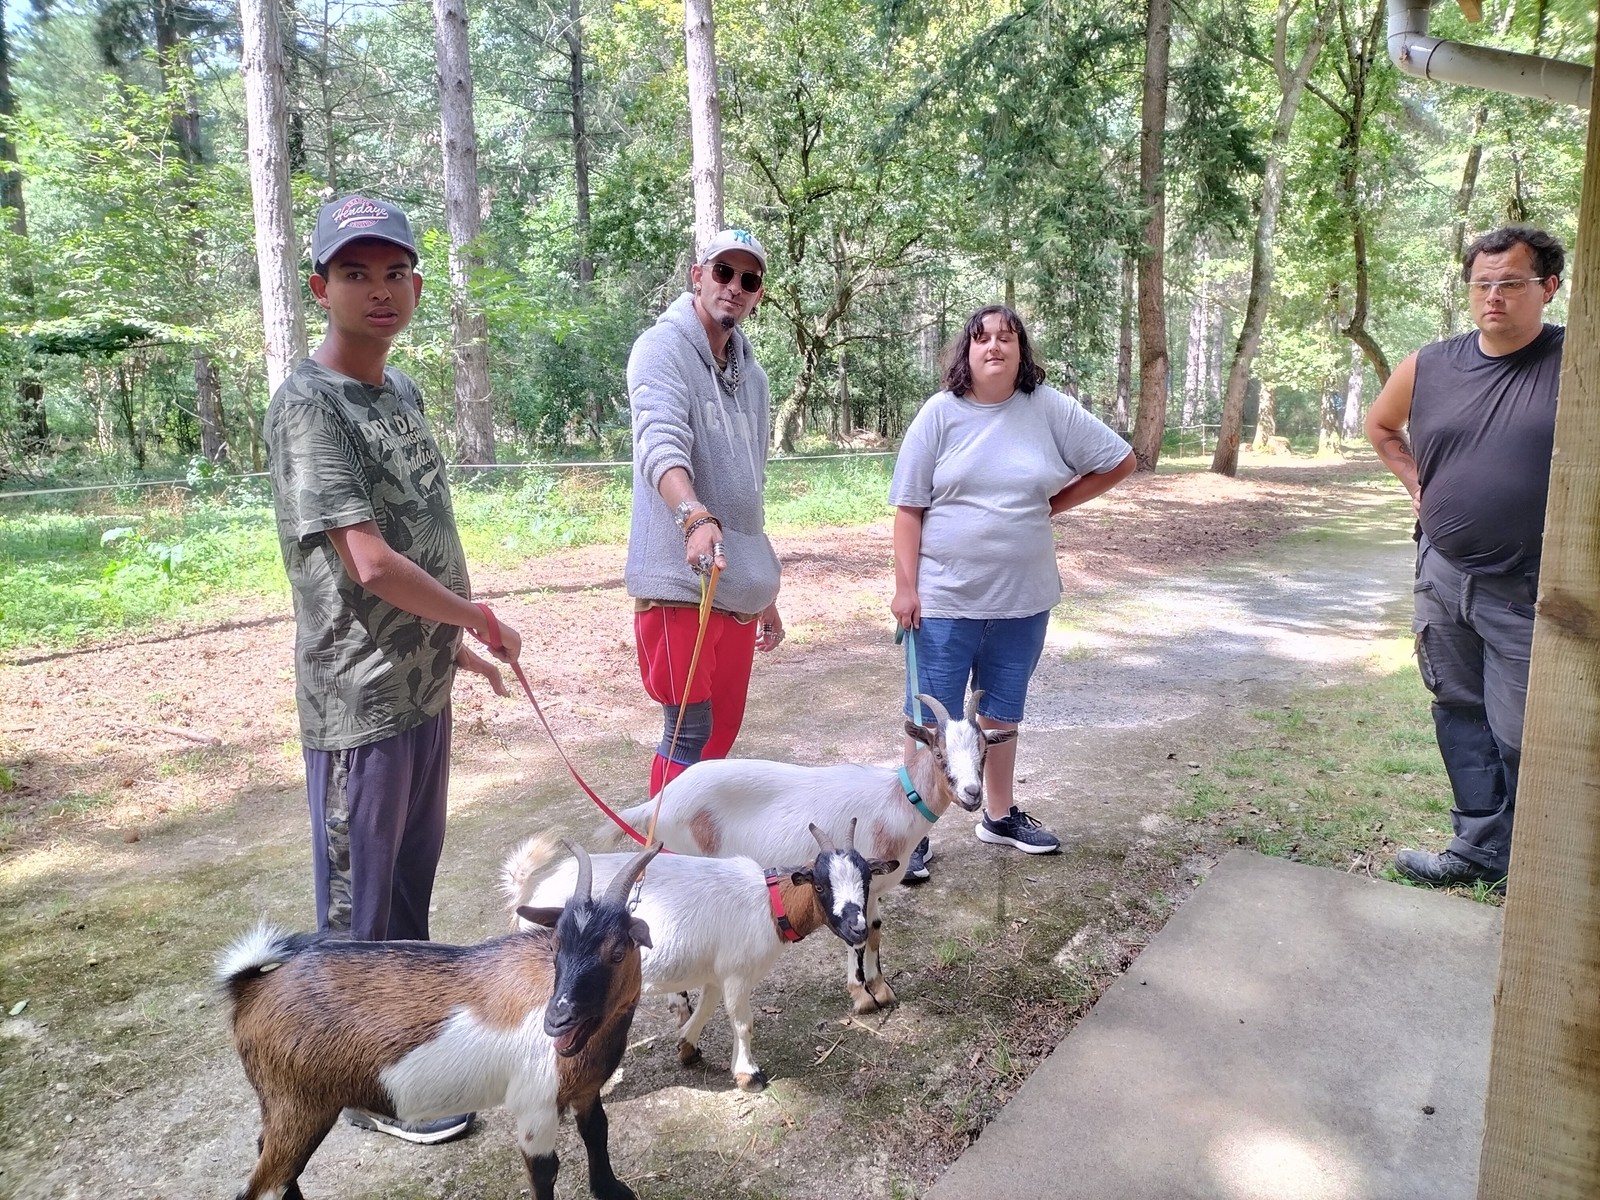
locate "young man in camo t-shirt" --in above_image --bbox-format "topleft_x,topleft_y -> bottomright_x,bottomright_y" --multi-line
264,196 -> 521,1144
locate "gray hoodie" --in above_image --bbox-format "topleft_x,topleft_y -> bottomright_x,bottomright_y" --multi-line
625,292 -> 781,615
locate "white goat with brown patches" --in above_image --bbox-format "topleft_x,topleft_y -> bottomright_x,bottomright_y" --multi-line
614,694 -> 1013,1014
504,821 -> 898,1091
218,842 -> 659,1200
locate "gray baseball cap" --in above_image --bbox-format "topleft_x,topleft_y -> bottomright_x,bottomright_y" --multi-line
312,195 -> 418,273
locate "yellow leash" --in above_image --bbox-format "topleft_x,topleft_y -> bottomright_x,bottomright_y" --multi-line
644,561 -> 720,846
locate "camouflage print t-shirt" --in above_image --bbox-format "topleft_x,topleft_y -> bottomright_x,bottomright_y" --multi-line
265,358 -> 471,751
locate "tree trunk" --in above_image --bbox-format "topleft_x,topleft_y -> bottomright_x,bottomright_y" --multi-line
1129,0 -> 1172,472
564,0 -> 593,288
1183,274 -> 1206,426
684,0 -> 724,257
1211,0 -> 1334,476
1252,385 -> 1277,450
1341,341 -> 1363,440
0,0 -> 45,456
154,1 -> 229,464
1442,104 -> 1487,336
1114,255 -> 1133,432
195,353 -> 226,461
240,0 -> 309,398
1336,0 -> 1391,387
432,0 -> 495,464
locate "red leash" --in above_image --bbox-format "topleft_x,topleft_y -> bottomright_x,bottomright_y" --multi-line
471,602 -> 654,847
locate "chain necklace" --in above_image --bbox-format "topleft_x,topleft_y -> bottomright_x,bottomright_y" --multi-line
715,344 -> 742,395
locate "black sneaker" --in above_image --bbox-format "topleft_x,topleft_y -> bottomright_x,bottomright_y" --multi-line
976,807 -> 1060,854
902,837 -> 932,884
1393,848 -> 1507,895
344,1109 -> 474,1145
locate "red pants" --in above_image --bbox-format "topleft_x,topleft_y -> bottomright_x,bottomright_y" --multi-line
634,605 -> 757,791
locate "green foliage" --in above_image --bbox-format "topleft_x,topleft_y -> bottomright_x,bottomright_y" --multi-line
0,0 -> 1590,477
0,457 -> 895,649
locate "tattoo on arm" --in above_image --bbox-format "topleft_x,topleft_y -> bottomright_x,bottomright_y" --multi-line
1375,431 -> 1414,468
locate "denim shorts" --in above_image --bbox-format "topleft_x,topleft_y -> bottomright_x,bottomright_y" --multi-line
903,612 -> 1051,725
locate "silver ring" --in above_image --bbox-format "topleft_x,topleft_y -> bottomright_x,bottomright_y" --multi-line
697,553 -> 713,573
712,541 -> 725,557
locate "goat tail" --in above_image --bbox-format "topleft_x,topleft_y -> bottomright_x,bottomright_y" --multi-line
215,920 -> 301,990
500,832 -> 567,920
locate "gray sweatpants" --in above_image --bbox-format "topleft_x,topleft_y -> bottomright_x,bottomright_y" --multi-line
304,703 -> 452,941
1412,538 -> 1535,875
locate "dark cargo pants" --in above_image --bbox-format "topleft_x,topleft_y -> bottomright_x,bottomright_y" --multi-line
1412,539 -> 1535,876
304,703 -> 452,941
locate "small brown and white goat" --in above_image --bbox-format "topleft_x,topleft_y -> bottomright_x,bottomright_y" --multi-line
217,841 -> 659,1200
615,694 -> 1013,1014
504,821 -> 898,1091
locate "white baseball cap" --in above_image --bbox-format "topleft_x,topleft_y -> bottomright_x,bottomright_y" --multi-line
700,228 -> 767,272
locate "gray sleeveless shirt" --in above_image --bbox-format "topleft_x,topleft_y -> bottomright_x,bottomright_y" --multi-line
1410,324 -> 1563,575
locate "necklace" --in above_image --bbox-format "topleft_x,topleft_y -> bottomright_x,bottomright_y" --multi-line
715,344 -> 742,395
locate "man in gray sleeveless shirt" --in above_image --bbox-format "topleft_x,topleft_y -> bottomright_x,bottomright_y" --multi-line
1365,225 -> 1564,894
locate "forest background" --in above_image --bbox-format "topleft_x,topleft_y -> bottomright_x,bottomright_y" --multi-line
0,0 -> 1590,488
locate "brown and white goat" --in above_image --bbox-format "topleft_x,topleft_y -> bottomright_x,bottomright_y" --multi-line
217,841 -> 659,1200
505,821 -> 899,1091
614,694 -> 1013,1014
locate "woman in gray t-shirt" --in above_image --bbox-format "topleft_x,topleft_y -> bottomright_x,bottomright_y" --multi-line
889,305 -> 1135,881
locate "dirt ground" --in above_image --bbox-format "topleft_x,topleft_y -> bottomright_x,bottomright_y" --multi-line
0,455 -> 1416,1200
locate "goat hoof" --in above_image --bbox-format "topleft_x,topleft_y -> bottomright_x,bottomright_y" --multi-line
678,1039 -> 704,1067
849,985 -> 881,1015
867,977 -> 897,1007
736,1069 -> 768,1092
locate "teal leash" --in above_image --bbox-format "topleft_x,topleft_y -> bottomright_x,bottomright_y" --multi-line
895,624 -> 923,726
894,625 -> 937,822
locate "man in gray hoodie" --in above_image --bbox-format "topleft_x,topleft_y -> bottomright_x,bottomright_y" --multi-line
626,228 -> 785,795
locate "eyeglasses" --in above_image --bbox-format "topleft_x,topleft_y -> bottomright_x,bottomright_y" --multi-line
1465,277 -> 1546,297
710,261 -> 764,293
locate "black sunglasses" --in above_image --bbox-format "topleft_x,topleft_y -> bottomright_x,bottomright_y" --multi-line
710,261 -> 764,293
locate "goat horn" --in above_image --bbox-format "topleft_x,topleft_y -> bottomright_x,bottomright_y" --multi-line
918,693 -> 951,729
809,822 -> 837,854
605,841 -> 664,906
563,839 -> 594,903
844,816 -> 858,850
965,689 -> 984,723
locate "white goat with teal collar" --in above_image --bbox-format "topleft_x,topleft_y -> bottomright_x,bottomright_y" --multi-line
615,693 -> 1012,1014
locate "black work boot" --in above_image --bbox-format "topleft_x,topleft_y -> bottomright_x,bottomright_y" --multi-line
1393,848 -> 1507,895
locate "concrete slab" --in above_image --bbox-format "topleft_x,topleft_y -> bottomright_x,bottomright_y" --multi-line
924,851 -> 1502,1200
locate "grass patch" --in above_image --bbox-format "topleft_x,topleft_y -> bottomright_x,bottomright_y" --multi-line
1175,637 -> 1497,900
0,458 -> 897,653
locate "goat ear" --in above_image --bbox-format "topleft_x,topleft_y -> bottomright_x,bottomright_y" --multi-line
870,858 -> 901,877
789,866 -> 815,886
905,720 -> 935,745
516,905 -> 563,928
985,728 -> 1018,746
629,916 -> 653,950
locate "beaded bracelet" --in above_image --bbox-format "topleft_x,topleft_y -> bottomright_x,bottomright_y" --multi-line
682,514 -> 722,541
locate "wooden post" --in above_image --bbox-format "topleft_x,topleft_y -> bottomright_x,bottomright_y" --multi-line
1476,42 -> 1600,1198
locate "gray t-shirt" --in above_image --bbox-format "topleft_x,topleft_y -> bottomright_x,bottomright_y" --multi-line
889,385 -> 1129,619
1411,324 -> 1562,575
265,358 -> 470,751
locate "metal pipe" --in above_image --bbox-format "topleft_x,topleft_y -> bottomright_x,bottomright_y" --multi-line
1387,0 -> 1592,109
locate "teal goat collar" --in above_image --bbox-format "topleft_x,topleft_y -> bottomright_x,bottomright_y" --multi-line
899,766 -> 938,823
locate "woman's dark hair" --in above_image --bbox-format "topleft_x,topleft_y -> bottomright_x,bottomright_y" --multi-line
942,305 -> 1047,397
1461,226 -> 1565,283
